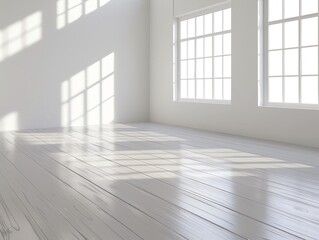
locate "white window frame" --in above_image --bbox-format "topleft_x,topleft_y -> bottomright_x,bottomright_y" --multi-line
259,0 -> 319,110
175,2 -> 232,104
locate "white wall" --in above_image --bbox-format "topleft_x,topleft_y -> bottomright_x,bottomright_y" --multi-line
0,0 -> 149,131
150,0 -> 319,149
174,0 -> 226,17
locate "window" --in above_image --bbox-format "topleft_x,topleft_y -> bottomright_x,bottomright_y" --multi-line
176,5 -> 232,103
260,0 -> 319,108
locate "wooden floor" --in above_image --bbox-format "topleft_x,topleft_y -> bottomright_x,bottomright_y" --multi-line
0,123 -> 319,240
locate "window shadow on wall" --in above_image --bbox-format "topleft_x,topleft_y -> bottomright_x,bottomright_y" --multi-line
0,0 -> 117,131
56,0 -> 112,29
0,11 -> 42,63
61,52 -> 115,127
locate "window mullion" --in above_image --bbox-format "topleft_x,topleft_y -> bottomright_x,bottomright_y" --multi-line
282,0 -> 285,103
258,0 -> 263,105
318,2 -> 319,104
298,0 -> 302,104
264,0 -> 269,105
212,14 -> 215,100
179,23 -> 182,99
222,10 -> 225,100
177,21 -> 180,101
186,20 -> 189,99
203,17 -> 206,100
194,18 -> 197,100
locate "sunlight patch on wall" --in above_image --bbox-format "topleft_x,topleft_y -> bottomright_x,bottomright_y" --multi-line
61,52 -> 115,127
0,112 -> 19,131
56,0 -> 112,29
0,12 -> 42,62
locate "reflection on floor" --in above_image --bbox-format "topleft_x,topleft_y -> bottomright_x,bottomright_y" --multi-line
0,123 -> 318,240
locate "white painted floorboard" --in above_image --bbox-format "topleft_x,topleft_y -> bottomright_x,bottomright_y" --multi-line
0,123 -> 318,240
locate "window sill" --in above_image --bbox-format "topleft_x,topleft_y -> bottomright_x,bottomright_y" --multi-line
260,103 -> 319,111
175,99 -> 232,105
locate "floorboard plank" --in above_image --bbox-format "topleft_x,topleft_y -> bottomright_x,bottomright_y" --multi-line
0,123 -> 318,239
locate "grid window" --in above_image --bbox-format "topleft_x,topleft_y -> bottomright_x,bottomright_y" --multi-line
262,0 -> 319,107
177,6 -> 232,102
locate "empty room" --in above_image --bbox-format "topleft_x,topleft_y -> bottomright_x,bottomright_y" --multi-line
0,0 -> 319,239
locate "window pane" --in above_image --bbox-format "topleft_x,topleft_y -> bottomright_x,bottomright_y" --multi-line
301,77 -> 318,104
269,23 -> 282,50
188,40 -> 195,59
204,36 -> 212,57
301,47 -> 318,75
302,0 -> 318,16
181,60 -> 187,79
285,21 -> 299,48
204,14 -> 213,35
285,49 -> 299,76
188,80 -> 195,99
214,11 -> 223,33
223,56 -> 231,78
284,77 -> 299,103
205,58 -> 213,78
181,80 -> 188,98
196,79 -> 204,99
214,79 -> 223,100
196,16 -> 204,36
269,0 -> 283,21
188,18 -> 195,38
188,59 -> 195,78
214,57 -> 223,78
180,20 -> 187,40
223,78 -> 231,100
269,77 -> 283,102
204,79 -> 213,99
223,8 -> 231,31
223,33 -> 231,55
214,35 -> 223,56
284,0 -> 299,19
301,17 -> 318,47
181,41 -> 187,60
269,50 -> 283,76
196,59 -> 204,78
196,38 -> 204,58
